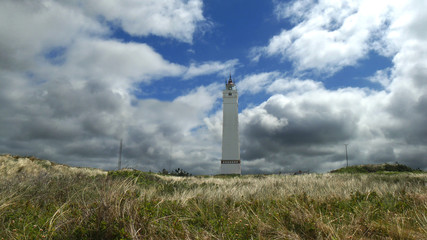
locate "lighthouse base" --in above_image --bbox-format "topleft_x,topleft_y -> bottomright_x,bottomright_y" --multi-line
220,160 -> 241,175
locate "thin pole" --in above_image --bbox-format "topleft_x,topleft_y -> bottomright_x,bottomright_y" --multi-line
344,144 -> 349,167
118,138 -> 122,170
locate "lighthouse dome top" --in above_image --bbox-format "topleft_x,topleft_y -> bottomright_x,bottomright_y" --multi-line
225,75 -> 236,90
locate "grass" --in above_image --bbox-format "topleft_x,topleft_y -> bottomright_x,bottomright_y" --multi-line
1,154 -> 426,239
330,163 -> 422,174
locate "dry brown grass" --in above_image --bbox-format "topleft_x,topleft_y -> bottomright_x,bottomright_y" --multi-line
1,154 -> 426,239
159,173 -> 426,203
0,154 -> 107,178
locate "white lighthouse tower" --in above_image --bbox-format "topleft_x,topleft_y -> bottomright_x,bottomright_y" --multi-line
221,75 -> 241,175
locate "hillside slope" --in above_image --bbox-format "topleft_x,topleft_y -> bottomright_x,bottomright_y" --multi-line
1,155 -> 426,239
0,154 -> 106,178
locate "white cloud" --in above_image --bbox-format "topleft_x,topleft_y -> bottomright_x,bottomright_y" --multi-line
0,0 -> 206,74
64,39 -> 185,88
183,59 -> 239,80
378,0 -> 427,56
253,0 -> 398,74
0,0 -> 107,70
241,107 -> 288,133
274,0 -> 315,23
238,72 -> 281,94
82,0 -> 205,43
368,68 -> 393,88
174,83 -> 222,114
267,78 -> 323,94
237,72 -> 323,95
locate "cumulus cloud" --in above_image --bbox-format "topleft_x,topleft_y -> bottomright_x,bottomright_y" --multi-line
367,68 -> 393,88
0,69 -> 222,172
252,0 -> 400,74
236,85 -> 384,173
63,39 -> 186,91
238,84 -> 363,171
0,0 -> 205,72
183,59 -> 239,80
218,61 -> 426,174
238,72 -> 281,94
0,0 -> 220,174
238,72 -> 324,96
0,0 -> 107,71
82,0 -> 205,43
267,78 -> 323,94
234,0 -> 427,173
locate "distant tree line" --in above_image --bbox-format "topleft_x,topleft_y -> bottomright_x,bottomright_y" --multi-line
159,168 -> 191,177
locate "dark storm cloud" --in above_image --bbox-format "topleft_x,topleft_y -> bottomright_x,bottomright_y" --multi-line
398,149 -> 427,170
382,42 -> 427,146
0,76 -> 221,173
240,94 -> 357,161
41,80 -> 122,118
235,63 -> 427,173
61,139 -> 119,159
385,93 -> 427,145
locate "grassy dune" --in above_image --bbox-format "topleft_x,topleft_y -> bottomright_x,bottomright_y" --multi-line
1,155 -> 426,239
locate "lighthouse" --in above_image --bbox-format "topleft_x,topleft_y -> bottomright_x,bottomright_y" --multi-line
221,75 -> 241,174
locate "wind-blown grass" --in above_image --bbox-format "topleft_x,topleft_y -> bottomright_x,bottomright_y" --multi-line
331,163 -> 421,173
1,154 -> 426,239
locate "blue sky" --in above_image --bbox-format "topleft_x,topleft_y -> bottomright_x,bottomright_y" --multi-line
114,0 -> 394,106
1,0 -> 426,174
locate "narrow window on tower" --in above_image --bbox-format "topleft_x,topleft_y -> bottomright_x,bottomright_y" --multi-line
228,93 -> 232,96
